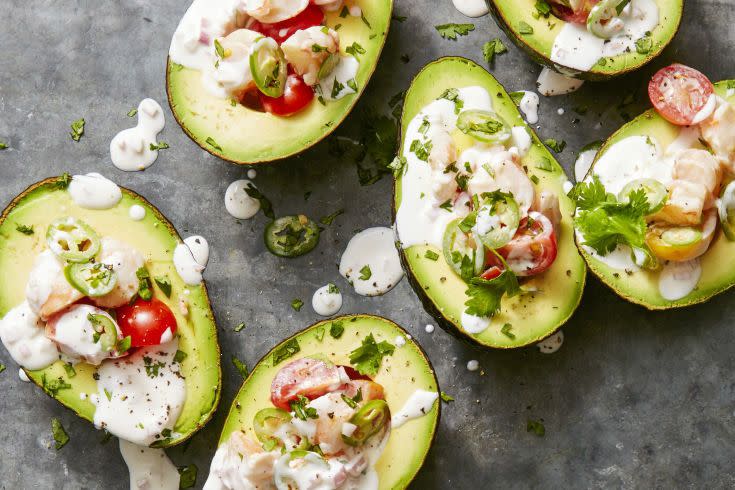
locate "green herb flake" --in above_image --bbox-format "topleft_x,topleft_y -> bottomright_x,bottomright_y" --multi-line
291,298 -> 304,311
51,418 -> 70,450
70,118 -> 85,142
435,23 -> 475,40
214,38 -> 225,58
273,338 -> 300,366
464,269 -> 521,318
149,141 -> 170,151
330,321 -> 345,339
54,172 -> 71,190
63,362 -> 76,378
388,155 -> 407,177
535,158 -> 555,172
341,393 -> 358,408
0,141 -> 7,150
346,78 -> 358,92
315,327 -> 325,342
439,199 -> 453,212
438,87 -> 464,114
205,136 -> 223,152
501,323 -> 516,339
154,276 -> 172,298
527,419 -> 546,436
349,334 -> 395,376
635,33 -> 653,54
116,336 -> 132,355
345,42 -> 366,58
234,322 -> 246,333
174,350 -> 188,363
535,0 -> 552,17
320,209 -> 344,225
424,250 -> 440,261
358,265 -> 372,281
127,108 -> 138,117
543,138 -> 566,153
518,21 -> 534,35
15,224 -> 34,235
136,267 -> 153,301
440,391 -> 454,403
0,363 -> 5,374
243,182 -> 275,220
178,464 -> 198,489
339,6 -> 349,17
482,38 -> 507,65
360,12 -> 371,28
327,283 -> 340,294
232,356 -> 249,379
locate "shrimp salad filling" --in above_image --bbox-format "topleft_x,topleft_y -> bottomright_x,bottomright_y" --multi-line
0,174 -> 194,446
571,64 -> 735,301
547,0 -> 660,72
395,86 -> 562,336
170,0 -> 366,117
205,355 -> 437,489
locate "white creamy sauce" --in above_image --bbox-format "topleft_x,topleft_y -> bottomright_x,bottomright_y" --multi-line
425,324 -> 435,333
451,0 -> 489,17
394,335 -> 406,348
538,331 -> 564,354
518,91 -> 540,125
47,304 -> 119,365
225,179 -> 261,219
119,439 -> 180,490
511,126 -> 532,157
659,259 -> 701,300
592,135 -> 665,196
184,235 -> 210,267
339,227 -> 404,296
536,68 -> 584,96
391,390 -> 439,429
129,204 -> 146,221
574,147 -> 599,182
395,86 -> 494,249
557,108 -> 565,115
174,244 -> 204,285
550,0 -> 659,71
18,368 -> 30,382
0,301 -> 58,370
317,55 -> 360,101
563,180 -> 574,194
94,339 -> 186,446
466,360 -> 479,371
247,169 -> 257,179
68,173 -> 122,210
110,99 -> 166,172
311,284 -> 343,316
460,311 -> 490,334
666,125 -> 701,155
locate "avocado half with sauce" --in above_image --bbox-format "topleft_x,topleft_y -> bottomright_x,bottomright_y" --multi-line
393,57 -> 586,349
0,176 -> 221,447
576,80 -> 735,309
216,314 -> 439,488
166,0 -> 392,165
487,0 -> 683,80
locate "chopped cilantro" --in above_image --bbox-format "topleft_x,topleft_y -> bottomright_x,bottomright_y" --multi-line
205,136 -> 223,152
291,298 -> 304,311
527,419 -> 545,436
149,141 -> 169,151
51,418 -> 70,450
345,42 -> 366,58
483,39 -> 507,65
435,23 -> 475,40
320,209 -> 344,225
232,356 -> 248,379
174,350 -> 188,363
70,118 -> 85,142
135,267 -> 153,301
439,199 -> 453,212
388,155 -> 407,177
410,139 -> 432,161
291,395 -> 318,420
440,392 -> 454,403
464,269 -> 520,318
154,276 -> 172,297
635,33 -> 653,54
349,334 -> 395,376
535,157 -> 555,172
518,21 -> 534,35
15,224 -> 34,235
501,323 -> 516,339
543,138 -> 566,153
243,182 -> 275,220
127,108 -> 138,117
438,87 -> 464,114
359,265 -> 372,281
327,283 -> 340,294
63,362 -> 76,378
273,338 -> 300,366
424,250 -> 440,261
330,321 -> 345,339
178,464 -> 198,489
234,322 -> 246,332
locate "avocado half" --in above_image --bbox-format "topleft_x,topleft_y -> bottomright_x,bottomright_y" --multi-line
487,0 -> 683,80
166,0 -> 393,165
216,314 -> 439,489
393,57 -> 586,349
577,80 -> 735,309
0,177 -> 221,447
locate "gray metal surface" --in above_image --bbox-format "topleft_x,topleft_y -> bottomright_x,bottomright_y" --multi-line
1,0 -> 734,488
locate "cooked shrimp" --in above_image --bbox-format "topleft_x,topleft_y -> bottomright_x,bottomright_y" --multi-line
672,148 -> 722,207
282,26 -> 339,86
652,180 -> 708,226
93,238 -> 145,309
244,0 -> 309,24
468,152 -> 534,216
699,99 -> 735,172
25,250 -> 83,320
309,392 -> 357,455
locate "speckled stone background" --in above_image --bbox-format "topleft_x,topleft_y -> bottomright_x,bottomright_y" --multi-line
2,0 -> 735,488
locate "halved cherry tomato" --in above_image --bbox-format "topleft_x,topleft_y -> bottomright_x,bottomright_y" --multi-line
271,357 -> 342,410
648,64 -> 715,126
249,3 -> 325,44
259,73 -> 314,117
115,297 -> 177,348
480,252 -> 505,280
499,212 -> 557,277
340,365 -> 372,382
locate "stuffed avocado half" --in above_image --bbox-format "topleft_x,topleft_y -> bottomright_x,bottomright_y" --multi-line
392,57 -> 586,349
204,314 -> 439,489
0,175 -> 221,447
167,0 -> 392,164
573,64 -> 735,309
488,0 -> 683,80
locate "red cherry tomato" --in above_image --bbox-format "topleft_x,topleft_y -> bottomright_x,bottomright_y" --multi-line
271,358 -> 342,410
499,212 -> 557,277
249,3 -> 324,44
115,297 -> 177,348
259,73 -> 314,116
340,365 -> 372,381
549,0 -> 598,23
648,64 -> 715,126
481,252 -> 505,280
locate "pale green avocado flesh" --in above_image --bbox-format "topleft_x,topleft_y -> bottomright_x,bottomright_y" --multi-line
578,81 -> 735,309
218,315 -> 439,490
166,0 -> 392,164
393,57 -> 586,349
0,178 -> 221,447
489,0 -> 683,79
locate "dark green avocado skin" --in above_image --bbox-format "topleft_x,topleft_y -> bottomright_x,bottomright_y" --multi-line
487,0 -> 684,81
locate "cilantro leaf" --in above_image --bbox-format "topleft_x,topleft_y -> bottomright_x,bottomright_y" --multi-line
435,23 -> 475,40
70,118 -> 85,142
482,39 -> 507,65
464,269 -> 520,318
51,418 -> 70,450
440,392 -> 454,403
349,334 -> 395,376
359,265 -> 372,280
178,464 -> 198,489
232,356 -> 249,379
15,224 -> 34,235
527,419 -> 545,436
291,298 -> 304,311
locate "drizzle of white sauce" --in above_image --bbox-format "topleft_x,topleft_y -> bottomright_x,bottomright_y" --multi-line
18,368 -> 30,382
550,0 -> 659,72
451,0 -> 489,17
339,227 -> 404,296
68,173 -> 122,210
174,241 -> 206,286
391,390 -> 439,429
574,147 -> 599,182
225,179 -> 261,220
460,311 -> 490,334
110,99 -> 166,172
536,68 -> 584,96
0,301 -> 58,370
519,91 -> 540,124
659,259 -> 701,300
394,335 -> 406,348
129,205 -> 146,221
47,304 -> 120,365
425,324 -> 435,333
247,169 -> 257,179
317,56 -> 360,101
311,284 -> 343,316
184,236 -> 210,268
119,439 -> 180,490
537,331 -> 564,354
93,340 -> 186,446
511,126 -> 532,157
466,360 -> 479,371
